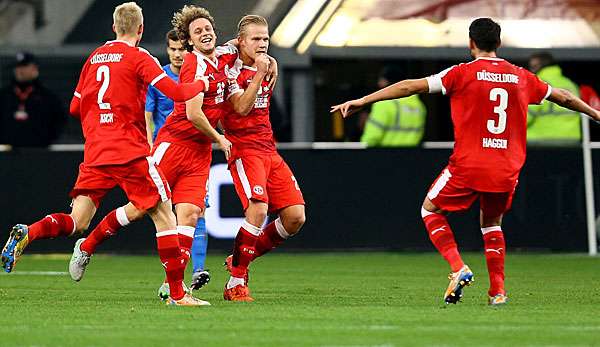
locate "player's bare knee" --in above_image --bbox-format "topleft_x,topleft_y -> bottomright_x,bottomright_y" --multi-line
246,209 -> 267,227
126,208 -> 145,222
178,204 -> 203,227
281,208 -> 305,235
246,200 -> 268,226
480,212 -> 502,228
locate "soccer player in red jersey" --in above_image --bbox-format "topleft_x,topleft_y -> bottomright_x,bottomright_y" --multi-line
221,15 -> 306,301
1,2 -> 210,306
332,18 -> 600,306
149,5 -> 238,295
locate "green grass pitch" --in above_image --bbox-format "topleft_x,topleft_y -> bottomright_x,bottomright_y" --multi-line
1,252 -> 600,346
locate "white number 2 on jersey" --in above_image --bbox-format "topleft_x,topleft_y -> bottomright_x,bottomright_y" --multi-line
96,65 -> 111,110
487,87 -> 508,134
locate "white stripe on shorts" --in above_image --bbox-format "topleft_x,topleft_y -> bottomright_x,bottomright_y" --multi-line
427,168 -> 452,200
235,158 -> 252,200
152,142 -> 170,165
146,156 -> 169,202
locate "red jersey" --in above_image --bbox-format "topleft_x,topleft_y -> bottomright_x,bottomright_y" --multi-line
580,85 -> 600,110
427,57 -> 551,191
155,44 -> 241,151
73,40 -> 167,167
222,65 -> 277,159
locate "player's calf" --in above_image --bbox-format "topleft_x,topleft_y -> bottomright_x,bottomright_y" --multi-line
279,205 -> 305,236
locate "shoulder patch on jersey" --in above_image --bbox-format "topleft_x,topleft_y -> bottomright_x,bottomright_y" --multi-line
215,43 -> 238,57
225,58 -> 243,80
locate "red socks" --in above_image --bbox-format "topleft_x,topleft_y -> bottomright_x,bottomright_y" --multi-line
422,210 -> 464,272
27,213 -> 75,242
254,218 -> 288,259
482,228 -> 506,296
156,231 -> 186,300
177,225 -> 194,268
231,221 -> 261,278
80,207 -> 129,255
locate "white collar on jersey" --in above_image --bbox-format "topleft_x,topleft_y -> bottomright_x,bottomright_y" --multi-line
105,39 -> 135,47
474,57 -> 504,61
192,50 -> 218,69
243,65 -> 257,71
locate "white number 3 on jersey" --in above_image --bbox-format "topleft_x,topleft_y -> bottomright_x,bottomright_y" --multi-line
487,88 -> 508,134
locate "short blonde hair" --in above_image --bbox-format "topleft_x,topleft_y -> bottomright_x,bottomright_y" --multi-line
172,5 -> 215,52
237,15 -> 268,37
113,2 -> 143,36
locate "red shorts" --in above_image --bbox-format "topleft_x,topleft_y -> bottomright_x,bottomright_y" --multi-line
70,157 -> 171,211
229,153 -> 305,213
152,141 -> 210,208
427,167 -> 515,218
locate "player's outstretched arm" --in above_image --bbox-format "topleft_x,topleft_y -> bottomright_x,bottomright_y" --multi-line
154,77 -> 209,103
229,54 -> 269,116
548,88 -> 600,122
186,94 -> 232,159
331,78 -> 429,118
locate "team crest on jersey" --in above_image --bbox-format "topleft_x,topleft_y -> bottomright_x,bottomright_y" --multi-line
253,185 -> 264,195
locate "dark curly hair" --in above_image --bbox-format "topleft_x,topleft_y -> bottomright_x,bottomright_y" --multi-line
171,5 -> 215,52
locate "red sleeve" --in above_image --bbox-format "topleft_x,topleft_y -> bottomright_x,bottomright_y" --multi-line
154,76 -> 207,103
525,70 -> 551,105
439,64 -> 463,96
179,55 -> 196,84
135,48 -> 167,86
150,53 -> 207,102
69,97 -> 81,119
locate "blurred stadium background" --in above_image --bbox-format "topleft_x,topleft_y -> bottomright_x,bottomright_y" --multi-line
1,0 -> 600,254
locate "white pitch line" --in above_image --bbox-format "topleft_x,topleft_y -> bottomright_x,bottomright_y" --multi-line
4,271 -> 68,276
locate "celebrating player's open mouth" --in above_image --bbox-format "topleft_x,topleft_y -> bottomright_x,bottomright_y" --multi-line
187,16 -> 216,55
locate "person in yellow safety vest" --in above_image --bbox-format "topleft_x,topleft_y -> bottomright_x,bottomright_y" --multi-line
527,52 -> 580,142
361,66 -> 427,147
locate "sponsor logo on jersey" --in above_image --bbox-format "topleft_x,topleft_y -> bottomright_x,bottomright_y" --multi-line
477,70 -> 519,84
254,85 -> 269,108
253,185 -> 264,195
482,137 -> 507,149
90,53 -> 124,64
100,113 -> 114,124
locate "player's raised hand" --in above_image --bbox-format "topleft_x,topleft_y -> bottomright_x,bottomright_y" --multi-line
256,53 -> 270,75
217,135 -> 232,160
330,98 -> 366,118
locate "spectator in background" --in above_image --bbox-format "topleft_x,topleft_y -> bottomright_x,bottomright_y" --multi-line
360,66 -> 426,147
0,52 -> 66,147
527,52 -> 580,143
